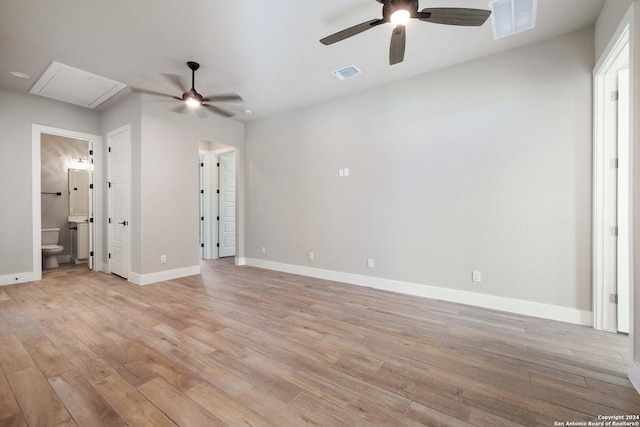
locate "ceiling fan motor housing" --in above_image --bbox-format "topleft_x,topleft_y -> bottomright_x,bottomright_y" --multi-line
383,0 -> 419,20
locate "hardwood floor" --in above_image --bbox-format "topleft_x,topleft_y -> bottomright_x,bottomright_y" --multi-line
0,259 -> 638,426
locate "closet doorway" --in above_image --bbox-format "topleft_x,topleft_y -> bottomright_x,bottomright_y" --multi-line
199,141 -> 237,260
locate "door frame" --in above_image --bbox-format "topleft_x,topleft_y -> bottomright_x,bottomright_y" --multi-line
32,124 -> 103,278
593,8 -> 632,332
199,144 -> 238,261
593,3 -> 640,392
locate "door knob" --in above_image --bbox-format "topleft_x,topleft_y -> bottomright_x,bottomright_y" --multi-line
118,221 -> 128,226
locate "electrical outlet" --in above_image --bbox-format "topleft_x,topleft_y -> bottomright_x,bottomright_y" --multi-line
472,271 -> 481,283
367,259 -> 374,268
308,252 -> 314,261
160,255 -> 167,264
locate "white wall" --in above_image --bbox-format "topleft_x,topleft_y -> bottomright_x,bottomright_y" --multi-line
0,88 -> 100,280
245,29 -> 594,314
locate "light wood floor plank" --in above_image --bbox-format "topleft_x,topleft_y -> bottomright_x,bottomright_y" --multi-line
0,259 -> 636,426
137,377 -> 225,427
6,366 -> 71,427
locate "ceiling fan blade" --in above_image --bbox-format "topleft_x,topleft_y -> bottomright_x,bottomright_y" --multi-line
170,104 -> 188,114
389,25 -> 406,65
194,107 -> 208,119
418,8 -> 491,26
161,73 -> 188,92
203,103 -> 234,118
203,94 -> 243,103
320,18 -> 385,45
130,87 -> 177,99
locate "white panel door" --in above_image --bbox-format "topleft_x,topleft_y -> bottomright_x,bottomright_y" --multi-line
218,152 -> 236,258
602,72 -> 618,332
617,68 -> 630,333
87,140 -> 94,270
108,127 -> 129,278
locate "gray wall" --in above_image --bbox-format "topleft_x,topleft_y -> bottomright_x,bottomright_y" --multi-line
0,88 -> 100,277
101,92 -> 244,278
101,92 -> 143,273
595,0 -> 633,60
244,29 -> 595,311
139,100 -> 244,274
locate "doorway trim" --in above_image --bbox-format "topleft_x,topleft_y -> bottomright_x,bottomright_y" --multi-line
593,20 -> 631,332
32,124 -> 103,279
199,141 -> 239,262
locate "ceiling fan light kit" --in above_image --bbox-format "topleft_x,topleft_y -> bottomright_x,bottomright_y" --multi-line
135,61 -> 243,118
320,0 -> 492,65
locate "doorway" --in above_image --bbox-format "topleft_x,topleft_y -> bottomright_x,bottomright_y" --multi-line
593,21 -> 631,333
32,125 -> 103,278
199,141 -> 237,260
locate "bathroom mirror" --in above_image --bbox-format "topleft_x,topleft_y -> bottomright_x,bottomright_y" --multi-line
68,169 -> 90,219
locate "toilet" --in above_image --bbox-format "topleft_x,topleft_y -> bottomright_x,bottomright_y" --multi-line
42,228 -> 64,269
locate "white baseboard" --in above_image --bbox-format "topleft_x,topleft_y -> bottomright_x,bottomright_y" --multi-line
243,258 -> 593,326
0,271 -> 41,286
128,265 -> 201,286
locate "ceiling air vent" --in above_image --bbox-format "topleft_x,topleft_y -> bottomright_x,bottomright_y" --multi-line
489,0 -> 537,40
332,65 -> 361,81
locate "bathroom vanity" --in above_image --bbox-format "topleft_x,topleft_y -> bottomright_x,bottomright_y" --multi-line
69,220 -> 89,263
68,169 -> 91,264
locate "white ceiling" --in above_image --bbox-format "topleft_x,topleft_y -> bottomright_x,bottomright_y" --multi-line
0,0 -> 604,121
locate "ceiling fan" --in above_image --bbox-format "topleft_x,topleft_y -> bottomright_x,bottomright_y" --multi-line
320,0 -> 492,65
136,61 -> 243,118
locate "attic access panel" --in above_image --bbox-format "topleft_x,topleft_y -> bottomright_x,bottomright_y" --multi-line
30,61 -> 126,109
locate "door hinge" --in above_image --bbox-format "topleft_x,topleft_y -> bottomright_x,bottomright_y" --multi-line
90,251 -> 94,257
217,189 -> 220,194
107,182 -> 111,188
610,158 -> 619,169
200,216 -> 204,221
611,90 -> 619,101
89,183 -> 94,189
217,163 -> 220,167
201,243 -> 205,248
610,293 -> 618,304
108,146 -> 111,153
89,150 -> 93,155
108,218 -> 111,224
217,216 -> 220,221
200,189 -> 204,194
217,243 -> 220,248
108,253 -> 111,259
89,217 -> 94,223
200,162 -> 204,167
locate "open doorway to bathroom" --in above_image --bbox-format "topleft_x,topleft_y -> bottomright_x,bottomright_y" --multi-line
41,133 -> 93,270
33,124 -> 103,279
